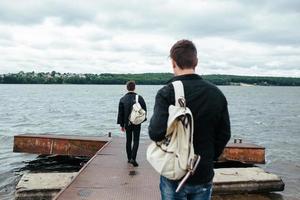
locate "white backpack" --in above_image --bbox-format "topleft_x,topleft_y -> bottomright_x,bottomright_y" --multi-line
129,94 -> 146,125
147,81 -> 200,181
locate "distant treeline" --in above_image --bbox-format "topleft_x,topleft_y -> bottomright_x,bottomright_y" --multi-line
0,71 -> 299,86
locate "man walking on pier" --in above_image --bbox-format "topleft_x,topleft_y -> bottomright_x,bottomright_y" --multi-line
148,40 -> 231,200
117,81 -> 147,167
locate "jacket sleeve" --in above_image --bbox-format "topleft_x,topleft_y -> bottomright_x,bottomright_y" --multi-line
148,87 -> 170,142
214,99 -> 231,160
117,99 -> 125,127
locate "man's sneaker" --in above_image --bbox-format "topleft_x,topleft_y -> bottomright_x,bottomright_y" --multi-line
130,159 -> 139,167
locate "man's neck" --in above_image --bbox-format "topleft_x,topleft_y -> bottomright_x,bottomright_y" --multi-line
175,69 -> 195,76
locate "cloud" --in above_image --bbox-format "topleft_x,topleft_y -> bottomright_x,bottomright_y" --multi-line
0,0 -> 299,77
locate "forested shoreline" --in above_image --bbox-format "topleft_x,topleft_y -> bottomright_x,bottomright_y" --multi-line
0,71 -> 299,86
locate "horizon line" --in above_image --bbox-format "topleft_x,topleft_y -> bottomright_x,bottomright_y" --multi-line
1,71 -> 299,79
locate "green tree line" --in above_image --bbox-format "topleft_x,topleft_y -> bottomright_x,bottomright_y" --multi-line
0,71 -> 299,86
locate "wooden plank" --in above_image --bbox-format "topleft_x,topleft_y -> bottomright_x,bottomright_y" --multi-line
13,134 -> 110,157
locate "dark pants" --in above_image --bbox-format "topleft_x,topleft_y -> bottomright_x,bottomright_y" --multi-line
125,124 -> 141,161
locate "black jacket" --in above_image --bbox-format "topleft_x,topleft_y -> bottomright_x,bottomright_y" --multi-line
117,92 -> 147,128
148,74 -> 231,184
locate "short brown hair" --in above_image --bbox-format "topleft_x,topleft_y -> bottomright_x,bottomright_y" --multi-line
170,39 -> 198,69
126,80 -> 135,91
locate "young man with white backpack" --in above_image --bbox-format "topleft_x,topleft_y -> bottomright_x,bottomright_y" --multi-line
148,40 -> 231,200
117,81 -> 147,167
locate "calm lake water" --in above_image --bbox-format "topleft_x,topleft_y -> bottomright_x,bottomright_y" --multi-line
0,84 -> 300,200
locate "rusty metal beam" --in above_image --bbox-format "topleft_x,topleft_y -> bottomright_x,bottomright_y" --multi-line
13,134 -> 265,164
13,134 -> 110,157
220,143 -> 265,164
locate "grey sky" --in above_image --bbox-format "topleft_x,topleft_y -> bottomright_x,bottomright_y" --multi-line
0,0 -> 299,76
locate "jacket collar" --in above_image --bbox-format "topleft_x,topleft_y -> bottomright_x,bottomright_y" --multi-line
167,73 -> 202,83
126,91 -> 136,95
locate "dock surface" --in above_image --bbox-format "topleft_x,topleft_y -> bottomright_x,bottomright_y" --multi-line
54,137 -> 283,200
54,137 -> 160,199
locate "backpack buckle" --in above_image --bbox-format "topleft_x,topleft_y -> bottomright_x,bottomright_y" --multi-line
178,97 -> 186,108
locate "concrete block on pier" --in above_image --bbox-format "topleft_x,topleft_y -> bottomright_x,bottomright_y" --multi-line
213,167 -> 284,194
15,172 -> 77,200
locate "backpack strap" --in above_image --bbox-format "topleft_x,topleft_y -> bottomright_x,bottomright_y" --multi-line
135,94 -> 139,103
173,80 -> 195,162
172,81 -> 185,107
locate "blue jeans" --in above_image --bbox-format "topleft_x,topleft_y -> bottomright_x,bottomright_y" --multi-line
160,176 -> 212,200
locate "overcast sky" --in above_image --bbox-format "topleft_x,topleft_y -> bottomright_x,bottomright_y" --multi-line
0,0 -> 299,77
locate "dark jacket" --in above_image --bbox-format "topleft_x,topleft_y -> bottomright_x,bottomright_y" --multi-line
117,92 -> 147,128
148,74 -> 231,185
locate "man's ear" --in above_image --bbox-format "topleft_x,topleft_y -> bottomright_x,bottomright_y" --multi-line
172,59 -> 177,69
194,58 -> 198,70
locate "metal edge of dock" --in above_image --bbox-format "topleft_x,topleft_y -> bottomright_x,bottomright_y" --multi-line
13,133 -> 266,164
13,134 -> 111,157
